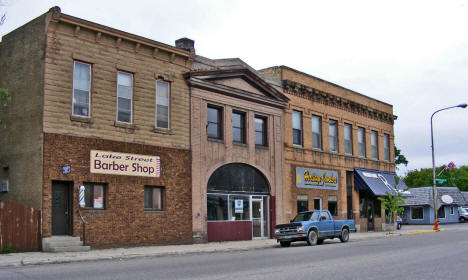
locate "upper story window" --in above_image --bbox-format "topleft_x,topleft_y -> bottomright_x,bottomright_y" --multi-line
384,133 -> 390,162
371,130 -> 378,160
329,119 -> 338,152
72,61 -> 91,117
155,80 -> 170,129
311,115 -> 322,149
358,127 -> 366,157
292,110 -> 302,146
207,105 -> 223,140
255,115 -> 267,146
116,71 -> 133,123
232,111 -> 246,143
344,123 -> 353,155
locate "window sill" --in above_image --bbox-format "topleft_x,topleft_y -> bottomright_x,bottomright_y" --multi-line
144,209 -> 164,212
292,144 -> 304,149
81,208 -> 106,211
255,145 -> 269,150
208,138 -> 224,144
70,115 -> 92,124
114,121 -> 136,130
152,127 -> 174,135
233,142 -> 247,147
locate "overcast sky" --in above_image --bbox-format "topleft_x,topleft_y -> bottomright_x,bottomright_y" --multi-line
1,0 -> 467,176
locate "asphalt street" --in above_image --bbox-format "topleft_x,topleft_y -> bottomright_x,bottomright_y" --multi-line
1,225 -> 468,280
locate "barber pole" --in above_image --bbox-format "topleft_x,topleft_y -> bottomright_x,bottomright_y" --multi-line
79,185 -> 85,208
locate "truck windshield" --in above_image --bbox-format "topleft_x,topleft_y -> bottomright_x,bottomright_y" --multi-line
292,211 -> 319,222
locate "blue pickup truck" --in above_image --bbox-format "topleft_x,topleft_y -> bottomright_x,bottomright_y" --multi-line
274,210 -> 356,247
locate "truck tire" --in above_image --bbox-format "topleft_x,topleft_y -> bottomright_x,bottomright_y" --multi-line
307,230 -> 318,246
339,228 -> 349,243
280,241 -> 291,247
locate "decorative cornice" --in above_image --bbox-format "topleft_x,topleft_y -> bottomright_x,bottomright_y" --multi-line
46,6 -> 193,68
282,80 -> 397,124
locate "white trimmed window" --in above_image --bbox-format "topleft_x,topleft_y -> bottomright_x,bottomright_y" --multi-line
344,123 -> 353,155
155,80 -> 170,129
116,71 -> 133,123
72,61 -> 91,117
358,127 -> 366,157
329,119 -> 338,152
312,115 -> 322,149
384,134 -> 390,161
371,130 -> 378,160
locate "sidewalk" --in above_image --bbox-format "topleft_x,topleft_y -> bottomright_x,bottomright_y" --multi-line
0,225 -> 444,268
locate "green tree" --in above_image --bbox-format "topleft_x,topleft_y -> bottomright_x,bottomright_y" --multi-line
0,88 -> 11,125
403,165 -> 468,191
378,177 -> 407,224
394,146 -> 408,166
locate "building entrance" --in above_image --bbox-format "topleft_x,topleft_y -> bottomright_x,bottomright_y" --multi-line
206,163 -> 270,241
51,181 -> 72,235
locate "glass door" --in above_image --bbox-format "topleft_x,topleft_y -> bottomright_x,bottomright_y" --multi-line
251,199 -> 263,238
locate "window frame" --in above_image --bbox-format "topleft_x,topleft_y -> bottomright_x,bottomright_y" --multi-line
144,186 -> 164,211
329,119 -> 338,153
72,61 -> 92,118
311,115 -> 322,150
116,71 -> 134,124
327,195 -> 338,217
292,110 -> 303,146
450,206 -> 454,215
297,195 -> 309,213
207,105 -> 223,140
438,206 -> 446,219
155,80 -> 171,130
371,130 -> 378,160
411,206 -> 424,220
254,115 -> 268,147
232,110 -> 246,144
384,133 -> 390,162
357,127 -> 366,158
82,182 -> 106,210
344,123 -> 353,155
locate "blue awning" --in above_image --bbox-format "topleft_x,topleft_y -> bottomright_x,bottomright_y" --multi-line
354,168 -> 408,196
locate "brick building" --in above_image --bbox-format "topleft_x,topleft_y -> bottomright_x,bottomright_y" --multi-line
260,66 -> 398,232
0,7 -> 194,248
186,55 -> 288,242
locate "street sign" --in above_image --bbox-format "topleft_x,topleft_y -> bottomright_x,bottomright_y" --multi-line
436,178 -> 447,184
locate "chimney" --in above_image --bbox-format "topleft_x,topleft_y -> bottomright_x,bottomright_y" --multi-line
175,38 -> 195,52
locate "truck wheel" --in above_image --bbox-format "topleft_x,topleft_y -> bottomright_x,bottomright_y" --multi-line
460,217 -> 465,223
317,239 -> 324,245
339,228 -> 349,243
307,230 -> 318,246
280,241 -> 291,247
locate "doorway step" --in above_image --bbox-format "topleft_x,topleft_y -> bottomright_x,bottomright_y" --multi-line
42,236 -> 90,252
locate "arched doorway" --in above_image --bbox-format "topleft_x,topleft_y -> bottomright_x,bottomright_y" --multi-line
206,163 -> 270,241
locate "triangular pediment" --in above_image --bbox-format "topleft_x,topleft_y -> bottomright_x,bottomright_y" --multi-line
210,76 -> 266,97
187,68 -> 289,105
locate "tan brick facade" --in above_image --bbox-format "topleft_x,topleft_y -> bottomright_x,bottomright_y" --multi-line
260,66 -> 396,231
188,58 -> 288,242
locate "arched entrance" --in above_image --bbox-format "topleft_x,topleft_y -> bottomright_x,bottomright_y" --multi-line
206,163 -> 270,241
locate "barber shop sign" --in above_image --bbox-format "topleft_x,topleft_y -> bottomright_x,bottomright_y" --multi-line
90,150 -> 160,177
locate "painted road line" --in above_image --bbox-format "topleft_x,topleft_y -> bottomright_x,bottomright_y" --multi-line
407,229 -> 446,235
